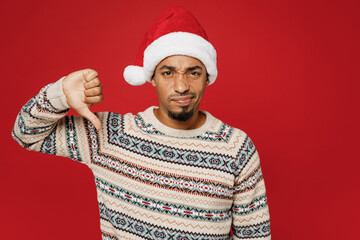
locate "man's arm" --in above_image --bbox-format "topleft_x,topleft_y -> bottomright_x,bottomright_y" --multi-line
231,135 -> 271,239
11,69 -> 104,163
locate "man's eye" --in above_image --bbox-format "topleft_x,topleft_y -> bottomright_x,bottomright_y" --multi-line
190,72 -> 200,76
162,71 -> 172,76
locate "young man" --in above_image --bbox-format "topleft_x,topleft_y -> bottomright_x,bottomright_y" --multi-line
12,7 -> 271,239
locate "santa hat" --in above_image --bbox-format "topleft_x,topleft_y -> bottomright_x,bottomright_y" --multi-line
123,6 -> 217,86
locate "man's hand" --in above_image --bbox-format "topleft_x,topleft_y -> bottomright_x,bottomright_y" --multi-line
62,69 -> 104,131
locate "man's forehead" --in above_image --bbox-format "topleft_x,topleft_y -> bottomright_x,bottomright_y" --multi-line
159,65 -> 204,71
156,55 -> 206,70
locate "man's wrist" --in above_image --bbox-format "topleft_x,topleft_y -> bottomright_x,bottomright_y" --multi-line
47,76 -> 71,110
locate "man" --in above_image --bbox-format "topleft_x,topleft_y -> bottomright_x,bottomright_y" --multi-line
12,7 -> 271,239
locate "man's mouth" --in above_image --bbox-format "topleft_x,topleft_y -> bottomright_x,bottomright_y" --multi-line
171,96 -> 193,106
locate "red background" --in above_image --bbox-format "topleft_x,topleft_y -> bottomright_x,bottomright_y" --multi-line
1,0 -> 359,239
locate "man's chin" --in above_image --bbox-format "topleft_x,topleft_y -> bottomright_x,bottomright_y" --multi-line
167,108 -> 194,122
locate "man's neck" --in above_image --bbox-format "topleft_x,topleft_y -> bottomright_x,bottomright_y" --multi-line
153,107 -> 206,130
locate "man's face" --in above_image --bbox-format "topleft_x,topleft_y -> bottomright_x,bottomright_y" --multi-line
151,55 -> 209,122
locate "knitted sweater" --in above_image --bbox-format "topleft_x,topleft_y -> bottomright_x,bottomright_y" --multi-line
12,77 -> 271,240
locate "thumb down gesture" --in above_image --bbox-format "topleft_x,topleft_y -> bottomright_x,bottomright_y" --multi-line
62,69 -> 104,131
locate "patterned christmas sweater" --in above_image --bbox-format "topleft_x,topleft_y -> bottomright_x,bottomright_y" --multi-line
12,77 -> 271,239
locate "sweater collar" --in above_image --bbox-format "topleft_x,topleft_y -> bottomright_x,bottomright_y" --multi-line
139,106 -> 215,138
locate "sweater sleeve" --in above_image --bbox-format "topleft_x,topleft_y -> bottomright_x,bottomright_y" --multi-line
231,135 -> 271,239
11,77 -> 93,165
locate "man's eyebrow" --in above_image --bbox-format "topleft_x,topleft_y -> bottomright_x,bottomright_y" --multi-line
159,65 -> 176,71
187,66 -> 203,71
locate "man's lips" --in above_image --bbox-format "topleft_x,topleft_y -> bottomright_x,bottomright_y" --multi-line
171,96 -> 193,105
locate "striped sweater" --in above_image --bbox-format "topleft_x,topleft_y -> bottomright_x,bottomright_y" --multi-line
12,77 -> 271,239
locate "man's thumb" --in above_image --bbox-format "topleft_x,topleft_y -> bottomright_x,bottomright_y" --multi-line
77,107 -> 102,131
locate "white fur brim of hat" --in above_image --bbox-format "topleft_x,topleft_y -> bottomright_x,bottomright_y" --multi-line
123,32 -> 217,86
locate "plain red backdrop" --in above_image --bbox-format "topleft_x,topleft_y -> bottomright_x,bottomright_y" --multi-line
1,0 -> 359,239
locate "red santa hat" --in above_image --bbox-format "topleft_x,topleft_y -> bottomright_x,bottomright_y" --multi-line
123,6 -> 217,86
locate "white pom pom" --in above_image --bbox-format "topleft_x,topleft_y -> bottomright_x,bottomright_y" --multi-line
123,65 -> 147,86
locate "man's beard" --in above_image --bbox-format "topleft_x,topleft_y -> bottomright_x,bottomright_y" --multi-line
167,92 -> 196,122
168,106 -> 194,122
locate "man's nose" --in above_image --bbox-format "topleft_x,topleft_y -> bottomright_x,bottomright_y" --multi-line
174,73 -> 190,93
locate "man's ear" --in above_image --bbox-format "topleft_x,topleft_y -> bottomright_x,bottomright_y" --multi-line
150,72 -> 156,87
150,77 -> 156,87
205,78 -> 210,87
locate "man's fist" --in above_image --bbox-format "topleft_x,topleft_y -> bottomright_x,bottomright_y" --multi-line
62,69 -> 104,131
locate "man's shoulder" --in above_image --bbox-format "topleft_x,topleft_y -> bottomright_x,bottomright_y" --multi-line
204,111 -> 247,135
94,111 -> 135,118
199,110 -> 252,146
90,111 -> 136,129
